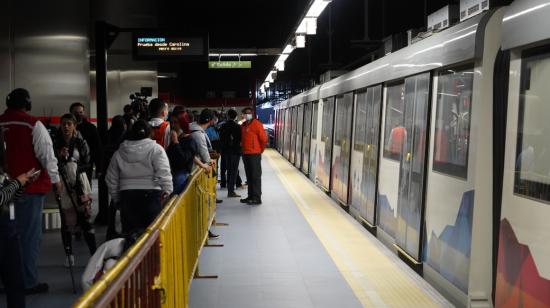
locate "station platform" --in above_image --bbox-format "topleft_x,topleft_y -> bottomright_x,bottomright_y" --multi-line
189,150 -> 452,308
1,149 -> 453,307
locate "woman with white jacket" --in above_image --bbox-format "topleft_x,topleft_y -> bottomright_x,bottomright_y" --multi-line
106,120 -> 173,234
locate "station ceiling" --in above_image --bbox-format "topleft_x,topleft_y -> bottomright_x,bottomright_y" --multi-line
152,0 -> 458,100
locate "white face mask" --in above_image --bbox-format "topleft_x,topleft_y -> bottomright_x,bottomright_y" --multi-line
246,114 -> 253,121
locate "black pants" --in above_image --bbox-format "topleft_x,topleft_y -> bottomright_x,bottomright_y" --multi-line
243,154 -> 262,200
227,154 -> 241,194
95,172 -> 109,224
0,218 -> 25,308
120,190 -> 162,234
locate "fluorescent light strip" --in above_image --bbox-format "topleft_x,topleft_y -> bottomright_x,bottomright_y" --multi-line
307,0 -> 331,17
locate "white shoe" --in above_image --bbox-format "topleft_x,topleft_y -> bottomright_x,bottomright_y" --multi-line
64,255 -> 75,268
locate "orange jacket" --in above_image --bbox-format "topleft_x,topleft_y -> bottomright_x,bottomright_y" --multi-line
241,119 -> 268,154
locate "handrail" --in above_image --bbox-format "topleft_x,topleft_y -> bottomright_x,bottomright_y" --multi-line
73,167 -> 216,308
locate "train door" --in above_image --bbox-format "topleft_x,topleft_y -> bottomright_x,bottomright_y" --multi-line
317,97 -> 335,191
350,85 -> 382,225
278,109 -> 285,153
302,103 -> 312,174
331,93 -> 354,204
395,72 -> 431,262
290,107 -> 297,163
495,46 -> 550,308
295,105 -> 304,168
275,109 -> 280,152
377,81 -> 405,242
423,66 -> 475,296
283,108 -> 291,159
309,102 -> 319,181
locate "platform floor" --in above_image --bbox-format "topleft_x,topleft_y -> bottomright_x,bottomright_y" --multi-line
190,150 -> 452,308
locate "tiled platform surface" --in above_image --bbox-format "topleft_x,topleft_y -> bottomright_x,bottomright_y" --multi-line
190,150 -> 452,308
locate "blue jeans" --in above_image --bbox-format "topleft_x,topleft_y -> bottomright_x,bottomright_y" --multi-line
173,171 -> 190,195
14,193 -> 45,289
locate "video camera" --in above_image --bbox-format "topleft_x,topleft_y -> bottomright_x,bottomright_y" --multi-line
129,87 -> 153,119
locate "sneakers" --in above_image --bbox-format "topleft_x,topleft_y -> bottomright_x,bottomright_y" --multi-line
240,198 -> 250,203
25,283 -> 49,295
228,192 -> 241,198
208,230 -> 219,239
216,199 -> 223,204
64,255 -> 75,268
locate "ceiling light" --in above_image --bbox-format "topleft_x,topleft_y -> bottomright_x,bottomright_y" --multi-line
306,18 -> 317,35
306,0 -> 332,18
296,34 -> 306,48
282,44 -> 294,54
296,19 -> 307,34
208,53 -> 258,57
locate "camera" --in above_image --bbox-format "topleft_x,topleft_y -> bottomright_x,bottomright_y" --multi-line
129,87 -> 153,119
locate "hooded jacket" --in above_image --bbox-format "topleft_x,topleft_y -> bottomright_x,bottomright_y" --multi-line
189,122 -> 211,164
105,138 -> 173,203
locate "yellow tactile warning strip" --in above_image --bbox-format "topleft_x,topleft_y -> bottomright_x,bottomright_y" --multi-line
264,150 -> 452,308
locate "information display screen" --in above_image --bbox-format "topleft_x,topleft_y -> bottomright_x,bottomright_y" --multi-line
133,32 -> 208,61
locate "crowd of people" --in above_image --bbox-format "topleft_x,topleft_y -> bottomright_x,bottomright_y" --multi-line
0,88 -> 267,308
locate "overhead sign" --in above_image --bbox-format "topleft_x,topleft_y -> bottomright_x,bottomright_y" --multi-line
208,61 -> 252,69
132,32 -> 208,61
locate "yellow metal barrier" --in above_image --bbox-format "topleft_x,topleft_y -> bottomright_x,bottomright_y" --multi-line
73,167 -> 217,308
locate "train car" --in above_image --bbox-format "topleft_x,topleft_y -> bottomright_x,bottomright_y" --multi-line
274,6 -> 515,306
495,1 -> 550,307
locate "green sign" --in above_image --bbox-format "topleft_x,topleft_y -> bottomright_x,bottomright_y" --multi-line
208,61 -> 252,69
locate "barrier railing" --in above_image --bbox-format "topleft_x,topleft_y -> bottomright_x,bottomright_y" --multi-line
73,167 -> 217,308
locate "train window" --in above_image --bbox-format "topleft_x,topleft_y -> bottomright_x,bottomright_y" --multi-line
354,91 -> 367,151
432,67 -> 474,179
515,47 -> 550,203
383,82 -> 405,160
311,101 -> 318,139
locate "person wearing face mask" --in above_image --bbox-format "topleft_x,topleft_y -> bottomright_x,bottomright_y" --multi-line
240,107 -> 268,205
0,88 -> 61,294
148,98 -> 171,149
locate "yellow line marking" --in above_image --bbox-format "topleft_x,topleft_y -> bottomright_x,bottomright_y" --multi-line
264,149 -> 450,308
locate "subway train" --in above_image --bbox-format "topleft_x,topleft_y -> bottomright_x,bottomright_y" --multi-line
274,1 -> 550,307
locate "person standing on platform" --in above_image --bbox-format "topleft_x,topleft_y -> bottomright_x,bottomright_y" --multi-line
105,120 -> 173,234
148,98 -> 171,149
70,102 -> 105,224
0,128 -> 41,308
172,105 -> 191,136
70,102 -> 103,188
0,88 -> 61,294
103,116 -> 127,240
220,109 -> 242,198
240,107 -> 267,205
53,114 -> 97,259
189,109 -> 221,238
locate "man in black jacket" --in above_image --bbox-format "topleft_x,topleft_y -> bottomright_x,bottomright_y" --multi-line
220,109 -> 242,198
70,103 -> 105,223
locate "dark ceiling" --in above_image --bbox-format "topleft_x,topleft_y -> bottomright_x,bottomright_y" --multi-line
154,0 -> 458,101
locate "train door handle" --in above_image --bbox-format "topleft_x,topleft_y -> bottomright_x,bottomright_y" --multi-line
406,152 -> 412,161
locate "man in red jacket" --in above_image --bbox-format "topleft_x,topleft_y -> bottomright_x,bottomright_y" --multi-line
0,88 -> 61,294
240,107 -> 267,205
